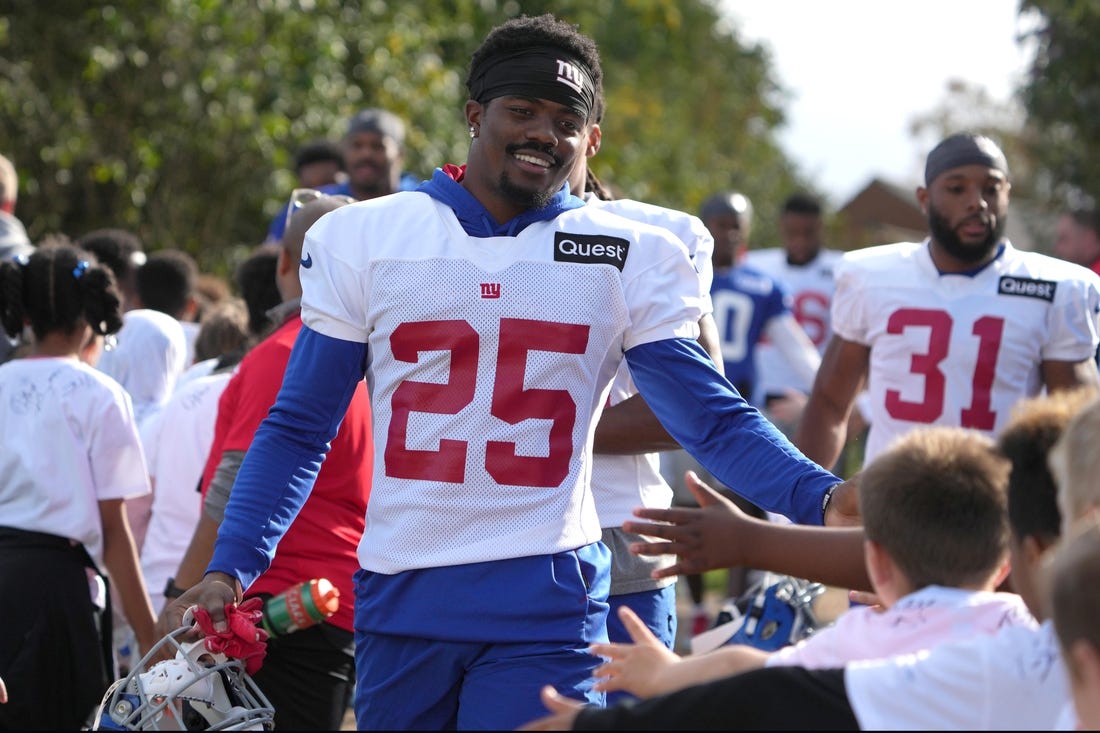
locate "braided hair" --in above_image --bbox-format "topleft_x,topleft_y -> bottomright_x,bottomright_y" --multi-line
0,243 -> 123,341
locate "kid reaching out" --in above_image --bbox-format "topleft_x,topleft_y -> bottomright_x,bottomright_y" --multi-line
592,427 -> 1034,699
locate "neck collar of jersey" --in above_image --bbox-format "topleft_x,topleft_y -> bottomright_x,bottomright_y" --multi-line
417,164 -> 584,238
929,240 -> 1007,277
786,250 -> 821,268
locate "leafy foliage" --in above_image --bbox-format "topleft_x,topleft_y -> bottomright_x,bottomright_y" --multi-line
1019,0 -> 1100,206
0,0 -> 810,274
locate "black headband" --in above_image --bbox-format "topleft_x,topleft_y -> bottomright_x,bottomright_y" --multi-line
924,133 -> 1009,185
469,46 -> 596,120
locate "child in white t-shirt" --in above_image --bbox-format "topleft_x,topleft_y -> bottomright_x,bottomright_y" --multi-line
588,425 -> 1032,699
1051,518 -> 1100,731
0,244 -> 155,729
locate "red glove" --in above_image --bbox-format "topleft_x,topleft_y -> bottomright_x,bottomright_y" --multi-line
192,596 -> 269,674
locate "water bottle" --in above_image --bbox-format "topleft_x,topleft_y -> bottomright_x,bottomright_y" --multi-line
261,578 -> 340,637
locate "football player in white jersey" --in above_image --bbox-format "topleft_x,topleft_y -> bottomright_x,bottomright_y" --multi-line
166,15 -> 852,730
796,132 -> 1100,470
743,193 -> 843,414
565,147 -> 724,665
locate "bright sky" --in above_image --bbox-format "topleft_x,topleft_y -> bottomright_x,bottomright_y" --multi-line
721,0 -> 1038,206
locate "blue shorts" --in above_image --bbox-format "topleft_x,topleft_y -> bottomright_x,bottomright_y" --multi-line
604,585 -> 677,705
606,585 -> 677,648
351,544 -> 611,729
354,634 -> 605,729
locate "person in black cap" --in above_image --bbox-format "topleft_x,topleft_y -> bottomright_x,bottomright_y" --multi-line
342,107 -> 407,200
265,107 -> 414,242
791,131 -> 1100,474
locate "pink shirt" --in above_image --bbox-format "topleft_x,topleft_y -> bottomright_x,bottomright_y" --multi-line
767,585 -> 1035,669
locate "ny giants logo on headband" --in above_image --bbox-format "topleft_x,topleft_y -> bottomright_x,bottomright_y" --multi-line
556,59 -> 586,94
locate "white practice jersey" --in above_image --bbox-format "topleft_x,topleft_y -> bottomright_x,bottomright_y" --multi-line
743,247 -> 842,402
767,585 -> 1034,670
585,195 -> 715,526
301,192 -> 705,573
140,370 -> 232,615
0,357 -> 149,567
846,620 -> 1068,730
834,240 -> 1100,463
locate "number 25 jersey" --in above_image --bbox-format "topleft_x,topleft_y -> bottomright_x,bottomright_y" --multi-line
300,192 -> 705,573
833,239 -> 1100,463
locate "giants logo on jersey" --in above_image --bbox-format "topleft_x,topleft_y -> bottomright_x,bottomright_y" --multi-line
998,276 -> 1057,302
554,232 -> 630,271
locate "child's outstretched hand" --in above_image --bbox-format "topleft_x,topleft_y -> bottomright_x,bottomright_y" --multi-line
589,606 -> 683,698
516,686 -> 587,731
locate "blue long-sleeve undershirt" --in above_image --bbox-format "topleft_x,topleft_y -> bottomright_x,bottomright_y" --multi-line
207,326 -> 366,590
625,337 -> 838,525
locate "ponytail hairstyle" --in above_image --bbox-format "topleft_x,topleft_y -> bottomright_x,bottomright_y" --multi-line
0,243 -> 123,342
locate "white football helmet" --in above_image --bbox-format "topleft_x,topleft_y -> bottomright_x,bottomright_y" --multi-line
90,623 -> 273,731
691,572 -> 826,655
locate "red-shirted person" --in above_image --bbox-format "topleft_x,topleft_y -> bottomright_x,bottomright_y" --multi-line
1054,205 -> 1100,277
160,195 -> 370,731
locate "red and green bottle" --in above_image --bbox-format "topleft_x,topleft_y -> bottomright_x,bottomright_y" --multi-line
261,578 -> 340,637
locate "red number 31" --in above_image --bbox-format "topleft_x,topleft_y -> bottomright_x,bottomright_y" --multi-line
385,318 -> 590,487
884,308 -> 1004,430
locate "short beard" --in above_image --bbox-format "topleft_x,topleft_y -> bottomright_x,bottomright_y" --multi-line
928,204 -> 1006,264
498,171 -> 555,210
350,171 -> 391,199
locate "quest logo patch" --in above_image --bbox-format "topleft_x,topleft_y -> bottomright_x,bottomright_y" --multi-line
997,276 -> 1057,302
553,232 -> 630,271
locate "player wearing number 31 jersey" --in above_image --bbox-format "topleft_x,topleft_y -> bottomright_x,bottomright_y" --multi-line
832,238 -> 1099,463
796,132 -> 1100,470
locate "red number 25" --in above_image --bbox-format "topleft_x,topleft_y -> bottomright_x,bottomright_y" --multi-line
385,318 -> 590,487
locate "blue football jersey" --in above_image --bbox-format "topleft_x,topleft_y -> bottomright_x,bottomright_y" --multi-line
710,264 -> 791,400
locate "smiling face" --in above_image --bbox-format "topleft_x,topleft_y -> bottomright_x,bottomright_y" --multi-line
343,129 -> 402,200
918,164 -> 1010,271
463,96 -> 589,224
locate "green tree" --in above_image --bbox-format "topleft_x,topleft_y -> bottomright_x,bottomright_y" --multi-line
1019,0 -> 1100,206
0,0 -> 810,273
0,0 -> 475,273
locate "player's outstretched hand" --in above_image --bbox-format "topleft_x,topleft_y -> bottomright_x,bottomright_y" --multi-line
516,686 -> 587,731
622,470 -> 751,578
590,606 -> 682,698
